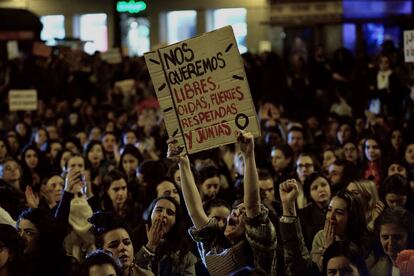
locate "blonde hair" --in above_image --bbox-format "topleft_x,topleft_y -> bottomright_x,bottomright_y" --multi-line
348,179 -> 379,212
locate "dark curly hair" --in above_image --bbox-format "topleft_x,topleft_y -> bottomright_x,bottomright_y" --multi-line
88,211 -> 131,249
82,249 -> 124,276
322,241 -> 369,276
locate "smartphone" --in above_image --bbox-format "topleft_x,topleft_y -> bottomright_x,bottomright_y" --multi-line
368,98 -> 381,115
79,174 -> 87,195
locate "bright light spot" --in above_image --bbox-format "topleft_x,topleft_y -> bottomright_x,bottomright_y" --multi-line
41,15 -> 65,45
211,8 -> 247,53
79,13 -> 108,54
166,10 -> 197,44
127,18 -> 150,56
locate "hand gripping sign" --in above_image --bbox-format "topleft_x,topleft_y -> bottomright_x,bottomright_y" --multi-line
144,26 -> 260,154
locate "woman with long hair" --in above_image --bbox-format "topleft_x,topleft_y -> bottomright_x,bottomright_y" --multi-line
0,138 -> 10,163
89,211 -> 153,276
16,208 -> 74,275
20,144 -> 45,188
311,190 -> 368,271
84,141 -> 108,195
135,196 -> 197,275
346,179 -> 383,231
279,179 -> 369,276
0,158 -> 26,219
336,121 -> 354,146
53,148 -> 73,174
404,142 -> 414,185
102,169 -> 142,229
387,128 -> 405,161
119,145 -> 144,205
45,139 -> 63,167
119,145 -> 143,183
362,135 -> 386,189
168,132 -> 277,275
0,224 -> 26,276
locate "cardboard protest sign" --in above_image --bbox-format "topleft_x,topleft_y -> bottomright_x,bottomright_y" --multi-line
101,48 -> 122,64
9,90 -> 38,111
7,41 -> 19,59
404,30 -> 414,63
115,79 -> 136,96
144,26 -> 260,154
32,42 -> 52,58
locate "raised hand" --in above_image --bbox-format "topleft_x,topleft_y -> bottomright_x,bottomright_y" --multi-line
279,179 -> 299,217
236,131 -> 254,157
279,179 -> 299,205
371,200 -> 385,222
167,138 -> 187,165
40,185 -> 55,207
169,137 -> 209,229
145,218 -> 166,252
25,185 -> 39,208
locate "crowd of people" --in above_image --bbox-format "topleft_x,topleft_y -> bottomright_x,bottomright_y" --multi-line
0,39 -> 413,276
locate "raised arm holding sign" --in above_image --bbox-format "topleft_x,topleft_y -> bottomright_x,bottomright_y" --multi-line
148,28 -> 278,272
167,131 -> 277,275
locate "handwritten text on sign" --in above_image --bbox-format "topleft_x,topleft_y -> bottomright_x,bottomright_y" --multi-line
9,90 -> 38,111
145,26 -> 260,154
404,30 -> 414,63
